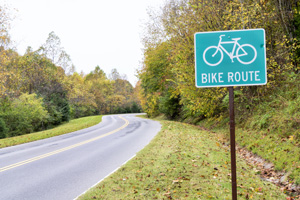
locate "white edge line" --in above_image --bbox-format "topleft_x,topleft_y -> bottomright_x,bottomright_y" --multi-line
73,154 -> 137,200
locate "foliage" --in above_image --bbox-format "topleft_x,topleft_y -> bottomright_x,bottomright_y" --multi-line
139,41 -> 182,118
1,93 -> 49,137
140,0 -> 300,124
139,0 -> 300,186
158,92 -> 181,120
0,5 -> 142,138
0,4 -> 12,48
40,31 -> 75,75
67,72 -> 97,118
0,115 -> 102,148
5,48 -> 72,127
0,118 -> 8,139
243,72 -> 300,139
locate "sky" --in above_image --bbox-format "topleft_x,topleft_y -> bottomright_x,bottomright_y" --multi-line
3,0 -> 164,86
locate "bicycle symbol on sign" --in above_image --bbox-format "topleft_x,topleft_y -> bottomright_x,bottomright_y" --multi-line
203,35 -> 257,66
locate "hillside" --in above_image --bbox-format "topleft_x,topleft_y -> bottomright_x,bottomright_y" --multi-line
137,0 -> 300,198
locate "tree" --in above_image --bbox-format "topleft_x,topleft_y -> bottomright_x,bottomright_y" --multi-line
58,50 -> 75,75
109,68 -> 121,80
140,0 -> 299,121
0,4 -> 12,48
108,68 -> 140,114
5,48 -> 71,126
40,31 -> 74,74
66,72 -> 97,118
0,4 -> 15,99
40,31 -> 62,64
84,66 -> 113,114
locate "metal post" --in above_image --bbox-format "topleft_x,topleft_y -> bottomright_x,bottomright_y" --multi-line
229,87 -> 237,200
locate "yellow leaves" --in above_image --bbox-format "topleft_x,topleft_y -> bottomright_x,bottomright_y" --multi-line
140,0 -> 295,121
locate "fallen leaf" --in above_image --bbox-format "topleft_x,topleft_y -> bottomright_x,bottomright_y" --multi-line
173,179 -> 179,184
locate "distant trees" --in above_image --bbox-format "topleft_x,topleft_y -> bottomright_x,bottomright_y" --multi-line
83,67 -> 141,115
0,5 -> 141,139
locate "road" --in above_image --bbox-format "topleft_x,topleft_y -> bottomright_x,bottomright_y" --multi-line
0,114 -> 161,200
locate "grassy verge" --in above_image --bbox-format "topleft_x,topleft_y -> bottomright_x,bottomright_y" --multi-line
237,128 -> 300,184
0,115 -> 102,148
78,119 -> 286,199
196,76 -> 300,187
237,90 -> 300,185
208,125 -> 300,189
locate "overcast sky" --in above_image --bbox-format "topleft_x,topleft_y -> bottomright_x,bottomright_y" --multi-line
4,0 -> 164,86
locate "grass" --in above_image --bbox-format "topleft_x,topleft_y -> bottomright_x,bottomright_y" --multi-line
236,128 -> 300,185
234,79 -> 300,185
78,118 -> 287,199
0,115 -> 102,148
197,74 -> 300,186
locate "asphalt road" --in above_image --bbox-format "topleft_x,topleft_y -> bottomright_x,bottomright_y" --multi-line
0,114 -> 161,200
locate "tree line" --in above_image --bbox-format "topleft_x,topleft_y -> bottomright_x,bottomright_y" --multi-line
139,0 -> 300,122
0,6 -> 141,138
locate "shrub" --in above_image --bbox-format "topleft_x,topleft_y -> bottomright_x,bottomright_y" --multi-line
0,118 -> 8,139
3,93 -> 49,137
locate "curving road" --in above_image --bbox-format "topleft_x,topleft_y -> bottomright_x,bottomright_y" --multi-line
0,114 -> 161,200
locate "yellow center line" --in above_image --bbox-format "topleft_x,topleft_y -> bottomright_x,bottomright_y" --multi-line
0,116 -> 129,173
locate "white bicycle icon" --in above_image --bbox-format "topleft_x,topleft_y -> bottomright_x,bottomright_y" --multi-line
203,34 -> 257,66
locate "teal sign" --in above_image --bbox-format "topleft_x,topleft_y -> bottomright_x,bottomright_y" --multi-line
194,29 -> 267,88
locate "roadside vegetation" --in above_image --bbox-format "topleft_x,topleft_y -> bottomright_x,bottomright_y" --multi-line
138,0 -> 300,190
0,5 -> 141,140
0,115 -> 102,148
197,72 -> 300,187
79,118 -> 287,200
1,0 -> 300,198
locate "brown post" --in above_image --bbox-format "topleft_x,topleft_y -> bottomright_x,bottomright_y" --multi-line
229,87 -> 237,200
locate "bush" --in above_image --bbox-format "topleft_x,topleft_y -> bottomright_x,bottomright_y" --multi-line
158,93 -> 181,120
0,118 -> 8,139
43,92 -> 70,125
131,102 -> 142,113
3,93 -> 49,137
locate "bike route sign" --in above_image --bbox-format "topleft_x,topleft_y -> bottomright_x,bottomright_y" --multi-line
194,29 -> 267,88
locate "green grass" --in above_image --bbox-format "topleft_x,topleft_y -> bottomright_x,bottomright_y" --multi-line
78,119 -> 286,199
235,79 -> 300,185
197,75 -> 300,186
0,115 -> 102,148
236,128 -> 300,185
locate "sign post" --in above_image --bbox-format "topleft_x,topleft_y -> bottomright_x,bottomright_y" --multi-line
194,29 -> 266,200
229,86 -> 237,199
